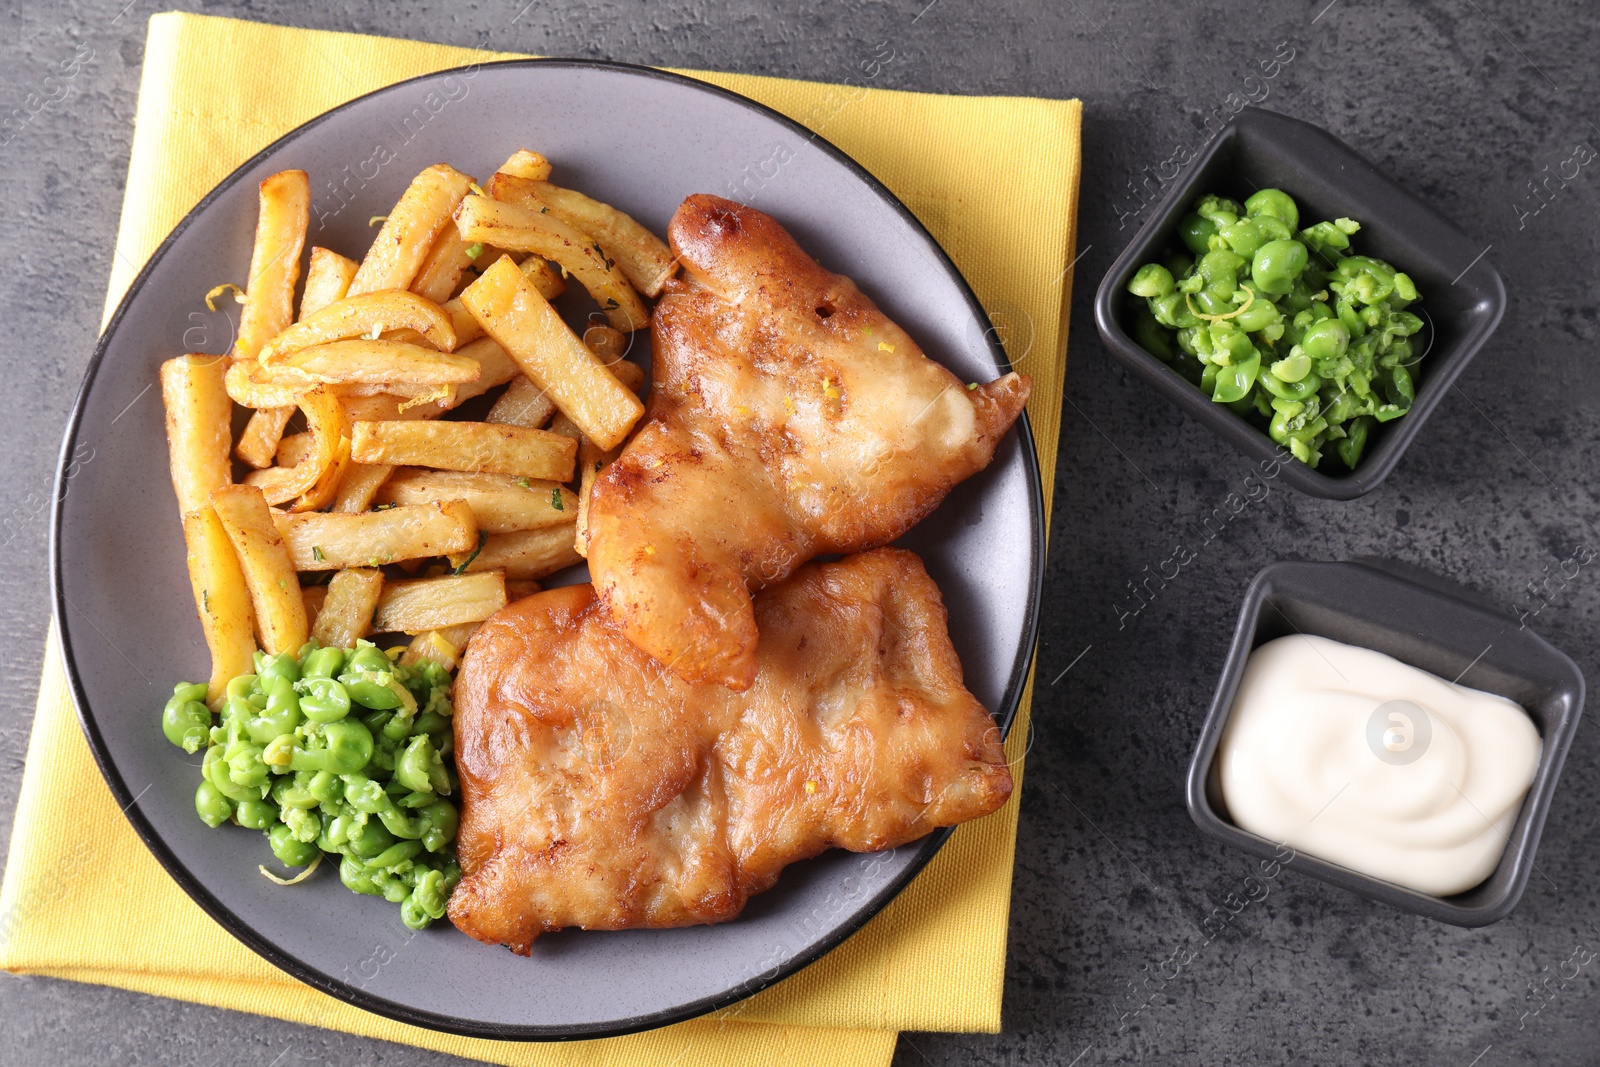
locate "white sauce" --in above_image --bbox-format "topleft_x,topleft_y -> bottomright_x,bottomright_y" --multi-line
1218,635 -> 1541,896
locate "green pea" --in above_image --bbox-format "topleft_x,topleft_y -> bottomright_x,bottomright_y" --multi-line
1218,217 -> 1265,257
162,685 -> 212,754
366,839 -> 424,870
301,646 -> 346,680
1386,362 -> 1415,406
1270,349 -> 1313,383
1128,263 -> 1174,298
1192,289 -> 1233,316
339,853 -> 383,896
416,800 -> 459,852
1300,319 -> 1350,362
259,651 -> 301,688
232,797 -> 275,830
1211,350 -> 1260,403
1244,188 -> 1299,231
1177,212 -> 1217,255
346,644 -> 391,675
297,676 -> 351,724
195,779 -> 234,828
412,867 -> 449,919
413,710 -> 451,737
224,740 -> 270,790
344,676 -> 403,711
1252,215 -> 1292,242
348,819 -> 397,860
243,675 -> 302,745
307,770 -> 342,804
306,719 -> 375,775
1199,249 -> 1247,294
1259,368 -> 1321,402
1392,272 -> 1418,303
1195,194 -> 1244,227
268,823 -> 320,867
271,773 -> 320,810
1231,290 -> 1281,332
1252,239 -> 1308,296
204,744 -> 260,803
395,735 -> 451,795
1337,416 -> 1374,468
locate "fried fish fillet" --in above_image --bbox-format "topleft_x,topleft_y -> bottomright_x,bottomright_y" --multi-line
586,194 -> 1031,691
448,547 -> 1012,953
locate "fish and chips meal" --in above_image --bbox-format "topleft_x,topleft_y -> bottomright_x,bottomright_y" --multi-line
157,151 -> 1031,942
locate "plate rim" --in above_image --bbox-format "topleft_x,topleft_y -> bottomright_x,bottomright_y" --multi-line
50,56 -> 1047,1040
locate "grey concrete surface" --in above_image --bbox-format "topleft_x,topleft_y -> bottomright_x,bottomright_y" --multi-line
0,0 -> 1596,1063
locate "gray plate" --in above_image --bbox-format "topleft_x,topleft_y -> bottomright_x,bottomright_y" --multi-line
51,60 -> 1044,1039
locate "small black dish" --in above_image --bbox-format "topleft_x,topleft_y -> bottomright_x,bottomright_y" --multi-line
1186,559 -> 1585,927
1095,107 -> 1506,500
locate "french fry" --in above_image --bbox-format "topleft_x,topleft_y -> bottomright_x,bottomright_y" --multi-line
580,325 -> 646,391
504,580 -> 542,601
236,406 -> 294,470
457,185 -> 649,332
260,290 -> 457,363
411,226 -> 479,304
377,468 -> 577,532
516,179 -> 676,296
434,621 -> 482,648
332,462 -> 395,513
275,431 -> 315,468
575,435 -> 624,557
241,387 -> 348,510
210,484 -> 308,655
498,149 -> 552,180
311,568 -> 385,648
274,500 -> 478,570
348,164 -> 475,296
182,505 -> 257,706
300,247 -> 359,319
519,255 -> 566,300
160,355 -> 233,514
438,254 -> 564,348
301,583 -> 328,630
372,572 -> 508,634
285,340 -> 481,387
400,629 -> 459,671
460,257 -> 644,450
225,359 -> 308,409
235,170 -> 310,360
582,324 -> 629,363
485,376 -> 555,429
351,418 -> 577,482
546,413 -> 583,442
456,524 -> 581,580
440,297 -> 485,347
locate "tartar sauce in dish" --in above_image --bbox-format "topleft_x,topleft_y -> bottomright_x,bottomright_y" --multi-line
1218,635 -> 1541,897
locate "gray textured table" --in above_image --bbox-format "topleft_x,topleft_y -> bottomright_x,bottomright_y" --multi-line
3,1 -> 1597,1063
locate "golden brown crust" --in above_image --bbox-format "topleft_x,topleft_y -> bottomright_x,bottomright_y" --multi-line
447,547 -> 1013,954
586,194 -> 1030,690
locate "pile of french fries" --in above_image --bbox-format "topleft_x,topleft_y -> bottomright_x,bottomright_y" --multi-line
161,150 -> 673,704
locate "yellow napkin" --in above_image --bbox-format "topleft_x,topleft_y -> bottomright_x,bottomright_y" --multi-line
1,12 -> 1080,1066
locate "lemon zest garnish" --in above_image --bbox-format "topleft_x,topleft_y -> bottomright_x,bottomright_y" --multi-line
877,341 -> 896,353
804,780 -> 818,794
822,377 -> 841,400
204,282 -> 245,311
1184,287 -> 1256,324
368,215 -> 388,227
733,404 -> 751,416
259,851 -> 322,886
643,544 -> 656,556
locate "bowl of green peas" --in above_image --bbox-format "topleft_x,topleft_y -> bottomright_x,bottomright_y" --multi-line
1095,108 -> 1505,499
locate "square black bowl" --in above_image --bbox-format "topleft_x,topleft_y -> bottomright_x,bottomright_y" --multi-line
1094,107 -> 1506,500
1186,558 -> 1585,927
